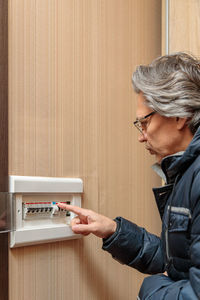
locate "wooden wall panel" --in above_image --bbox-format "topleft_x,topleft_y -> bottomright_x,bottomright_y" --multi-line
0,1 -> 8,300
168,0 -> 200,55
8,1 -> 161,299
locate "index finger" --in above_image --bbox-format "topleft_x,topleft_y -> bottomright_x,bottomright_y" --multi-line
57,203 -> 85,216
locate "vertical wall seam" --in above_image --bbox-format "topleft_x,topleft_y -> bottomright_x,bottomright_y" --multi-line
165,0 -> 169,54
0,1 -> 8,299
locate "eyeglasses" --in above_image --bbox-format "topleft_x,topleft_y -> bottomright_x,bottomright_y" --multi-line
133,111 -> 156,134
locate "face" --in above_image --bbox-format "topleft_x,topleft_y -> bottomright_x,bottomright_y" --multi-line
136,93 -> 187,163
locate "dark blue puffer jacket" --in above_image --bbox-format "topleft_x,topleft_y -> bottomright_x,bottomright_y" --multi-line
102,127 -> 200,299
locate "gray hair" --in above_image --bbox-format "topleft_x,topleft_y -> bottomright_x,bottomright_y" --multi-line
132,52 -> 200,134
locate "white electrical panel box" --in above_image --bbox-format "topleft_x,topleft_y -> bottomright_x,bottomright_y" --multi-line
9,176 -> 83,248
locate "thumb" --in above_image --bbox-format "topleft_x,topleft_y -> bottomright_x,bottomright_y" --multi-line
87,215 -> 93,224
72,223 -> 95,235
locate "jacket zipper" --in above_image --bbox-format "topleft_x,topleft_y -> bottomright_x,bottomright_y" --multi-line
165,175 -> 180,269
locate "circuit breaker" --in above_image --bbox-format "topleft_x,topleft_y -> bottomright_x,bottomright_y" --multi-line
9,176 -> 83,248
22,200 -> 71,219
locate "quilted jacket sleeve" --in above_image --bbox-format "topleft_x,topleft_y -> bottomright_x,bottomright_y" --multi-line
103,168 -> 200,300
102,216 -> 165,274
138,170 -> 200,299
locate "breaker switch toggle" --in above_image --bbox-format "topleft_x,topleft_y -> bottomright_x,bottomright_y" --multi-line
52,205 -> 59,215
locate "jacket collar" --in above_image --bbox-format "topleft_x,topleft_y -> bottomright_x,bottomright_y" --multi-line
160,126 -> 200,184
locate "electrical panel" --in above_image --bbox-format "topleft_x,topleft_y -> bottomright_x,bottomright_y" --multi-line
9,176 -> 83,248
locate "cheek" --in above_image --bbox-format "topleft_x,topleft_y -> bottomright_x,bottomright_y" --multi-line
147,131 -> 165,151
146,131 -> 157,145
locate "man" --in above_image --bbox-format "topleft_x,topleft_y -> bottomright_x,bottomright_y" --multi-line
58,52 -> 200,299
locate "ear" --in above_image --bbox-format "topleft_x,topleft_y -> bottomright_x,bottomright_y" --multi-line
176,117 -> 188,130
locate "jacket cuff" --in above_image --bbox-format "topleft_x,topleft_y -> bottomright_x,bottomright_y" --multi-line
102,217 -> 121,247
102,216 -> 145,266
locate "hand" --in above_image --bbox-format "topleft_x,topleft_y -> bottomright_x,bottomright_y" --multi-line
57,203 -> 117,239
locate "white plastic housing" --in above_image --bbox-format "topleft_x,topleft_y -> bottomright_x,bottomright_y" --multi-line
9,176 -> 83,248
9,176 -> 83,193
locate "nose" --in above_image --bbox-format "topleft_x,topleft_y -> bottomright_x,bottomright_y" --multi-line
138,131 -> 147,143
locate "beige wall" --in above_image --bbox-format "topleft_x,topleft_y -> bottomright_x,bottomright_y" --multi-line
8,1 -> 161,299
164,0 -> 200,55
